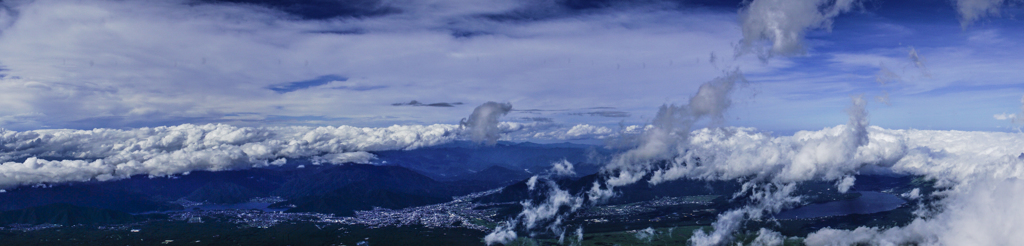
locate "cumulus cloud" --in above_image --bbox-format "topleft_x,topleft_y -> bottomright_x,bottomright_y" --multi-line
527,124 -> 620,140
645,117 -> 1024,245
313,152 -> 376,165
574,227 -> 583,244
994,113 -> 1016,120
391,100 -> 464,107
526,176 -> 538,191
805,177 -> 1024,246
678,124 -> 1024,245
635,227 -> 656,243
690,209 -> 748,245
689,70 -> 748,123
487,178 -> 585,245
567,110 -> 631,118
751,228 -> 785,246
737,0 -> 860,59
995,96 -> 1024,126
0,123 -> 462,188
461,102 -> 513,145
602,70 -> 747,188
549,159 -> 576,177
489,70 -> 762,243
484,222 -> 518,245
0,121 -> 647,189
518,181 -> 583,231
488,65 -> 1024,244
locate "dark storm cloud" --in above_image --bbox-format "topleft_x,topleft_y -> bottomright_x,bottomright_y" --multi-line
480,0 -> 745,22
519,117 -> 554,122
331,85 -> 388,91
514,107 -> 615,113
514,107 -> 627,117
197,0 -> 400,20
391,100 -> 464,107
266,75 -> 347,94
568,110 -> 631,117
308,29 -> 367,35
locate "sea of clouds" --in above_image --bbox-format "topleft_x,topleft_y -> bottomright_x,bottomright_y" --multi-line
487,98 -> 1024,246
0,100 -> 643,190
2,0 -> 1024,245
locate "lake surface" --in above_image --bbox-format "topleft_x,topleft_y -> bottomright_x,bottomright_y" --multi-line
774,191 -> 906,220
193,202 -> 289,212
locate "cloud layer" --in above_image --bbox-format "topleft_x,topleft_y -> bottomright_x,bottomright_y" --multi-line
0,121 -> 649,189
0,0 -> 762,131
0,123 -> 459,188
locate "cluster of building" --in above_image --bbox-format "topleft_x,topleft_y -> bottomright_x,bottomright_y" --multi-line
162,189 -> 507,231
169,198 -> 204,208
332,188 -> 504,231
168,209 -> 324,229
1,187 -> 732,237
348,201 -> 489,230
248,196 -> 287,204
579,195 -> 718,220
0,223 -> 62,232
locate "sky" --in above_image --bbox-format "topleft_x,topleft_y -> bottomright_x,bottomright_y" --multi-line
0,0 -> 1021,134
3,1 -> 1024,245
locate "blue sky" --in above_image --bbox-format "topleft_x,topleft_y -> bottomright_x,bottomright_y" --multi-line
0,0 -> 1021,135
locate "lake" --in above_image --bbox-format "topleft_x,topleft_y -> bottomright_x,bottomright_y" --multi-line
774,191 -> 906,220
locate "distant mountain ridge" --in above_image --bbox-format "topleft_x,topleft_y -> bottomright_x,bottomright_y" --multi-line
374,141 -> 611,181
452,165 -> 533,185
186,181 -> 262,204
0,141 -> 614,219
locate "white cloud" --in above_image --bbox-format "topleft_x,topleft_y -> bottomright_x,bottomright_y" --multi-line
461,102 -> 512,145
484,222 -> 518,245
805,177 -> 1024,246
518,180 -> 583,231
549,159 -> 576,177
527,124 -> 620,140
0,121 -> 638,189
611,121 -> 1024,245
314,152 -> 376,165
994,113 -> 1016,120
0,123 -> 461,188
690,209 -> 749,245
751,228 -> 785,246
488,177 -> 586,244
526,175 -> 538,191
519,86 -> 1024,245
635,227 -> 656,243
0,0 -> 756,130
737,0 -> 860,59
602,71 -> 749,188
